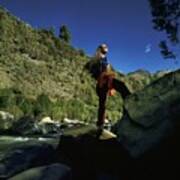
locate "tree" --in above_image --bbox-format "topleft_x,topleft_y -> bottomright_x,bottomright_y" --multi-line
33,94 -> 52,117
148,0 -> 180,59
59,25 -> 71,43
48,26 -> 55,36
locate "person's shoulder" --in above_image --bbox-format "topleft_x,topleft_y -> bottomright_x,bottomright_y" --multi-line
85,57 -> 99,67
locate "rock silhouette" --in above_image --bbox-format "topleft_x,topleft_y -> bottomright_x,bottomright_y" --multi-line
115,70 -> 180,157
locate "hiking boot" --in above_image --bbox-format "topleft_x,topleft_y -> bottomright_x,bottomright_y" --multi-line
96,125 -> 104,138
99,129 -> 117,140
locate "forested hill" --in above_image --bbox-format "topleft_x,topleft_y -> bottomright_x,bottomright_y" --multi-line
0,7 -> 169,125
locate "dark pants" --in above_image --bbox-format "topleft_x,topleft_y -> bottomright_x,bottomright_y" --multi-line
96,83 -> 108,127
96,78 -> 131,127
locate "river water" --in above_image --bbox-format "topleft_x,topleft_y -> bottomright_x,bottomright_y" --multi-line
0,135 -> 59,160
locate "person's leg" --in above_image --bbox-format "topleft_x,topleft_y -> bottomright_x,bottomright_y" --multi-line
96,86 -> 108,138
112,78 -> 131,99
96,85 -> 108,128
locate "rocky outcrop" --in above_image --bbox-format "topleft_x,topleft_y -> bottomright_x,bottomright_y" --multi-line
9,116 -> 62,136
10,116 -> 89,136
115,70 -> 180,157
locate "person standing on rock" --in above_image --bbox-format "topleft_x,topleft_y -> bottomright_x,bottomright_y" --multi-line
85,43 -> 131,136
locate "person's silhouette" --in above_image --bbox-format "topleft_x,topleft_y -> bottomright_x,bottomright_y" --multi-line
85,43 -> 131,136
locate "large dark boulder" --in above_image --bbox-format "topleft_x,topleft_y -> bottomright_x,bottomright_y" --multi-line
0,144 -> 55,179
11,116 -> 40,136
115,70 -> 180,157
9,163 -> 72,180
10,116 -> 62,136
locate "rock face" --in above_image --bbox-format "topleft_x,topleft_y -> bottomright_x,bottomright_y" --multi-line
9,163 -> 72,180
115,70 -> 180,157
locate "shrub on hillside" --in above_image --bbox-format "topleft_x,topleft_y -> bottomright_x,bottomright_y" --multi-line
33,94 -> 52,117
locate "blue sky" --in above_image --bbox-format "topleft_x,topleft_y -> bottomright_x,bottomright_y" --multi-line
0,0 -> 179,73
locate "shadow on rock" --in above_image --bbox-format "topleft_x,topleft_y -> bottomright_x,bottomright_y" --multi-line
56,134 -> 133,180
56,129 -> 180,180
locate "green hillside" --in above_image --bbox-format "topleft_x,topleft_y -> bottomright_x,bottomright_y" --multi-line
0,7 -> 124,125
0,7 -> 165,128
